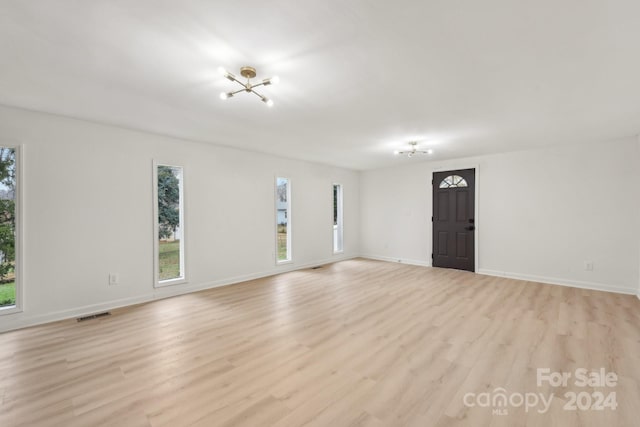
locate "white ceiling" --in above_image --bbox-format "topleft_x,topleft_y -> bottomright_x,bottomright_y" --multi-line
1,1 -> 640,170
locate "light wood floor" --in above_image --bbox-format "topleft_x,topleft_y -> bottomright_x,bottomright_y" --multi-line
1,259 -> 639,427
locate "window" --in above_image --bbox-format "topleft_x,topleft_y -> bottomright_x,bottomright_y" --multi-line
0,146 -> 20,314
439,175 -> 468,188
276,177 -> 291,263
333,184 -> 343,253
154,163 -> 185,286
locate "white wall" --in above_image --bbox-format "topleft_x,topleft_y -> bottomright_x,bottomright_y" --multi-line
0,105 -> 359,331
0,102 -> 637,332
360,137 -> 640,294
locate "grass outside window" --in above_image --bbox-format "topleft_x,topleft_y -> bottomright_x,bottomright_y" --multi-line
159,240 -> 181,281
0,281 -> 15,307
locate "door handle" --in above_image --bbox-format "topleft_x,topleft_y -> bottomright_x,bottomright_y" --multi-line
465,226 -> 475,231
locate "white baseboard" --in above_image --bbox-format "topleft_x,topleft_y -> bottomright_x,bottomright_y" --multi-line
3,256 -> 635,333
478,269 -> 637,295
360,254 -> 431,267
0,254 -> 358,333
0,293 -> 157,333
358,257 -> 637,296
150,254 -> 356,301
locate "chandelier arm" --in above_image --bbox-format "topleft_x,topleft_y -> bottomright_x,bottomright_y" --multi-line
250,81 -> 266,89
250,89 -> 267,101
229,88 -> 246,95
226,73 -> 242,84
230,77 -> 247,88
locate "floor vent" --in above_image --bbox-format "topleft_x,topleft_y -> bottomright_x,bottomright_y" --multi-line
311,266 -> 323,270
77,312 -> 111,322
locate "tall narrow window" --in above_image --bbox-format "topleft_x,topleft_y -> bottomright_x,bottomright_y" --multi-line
333,184 -> 343,253
276,177 -> 291,263
154,164 -> 185,286
0,147 -> 19,312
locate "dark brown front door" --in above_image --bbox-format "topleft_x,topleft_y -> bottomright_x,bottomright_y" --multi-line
432,168 -> 475,272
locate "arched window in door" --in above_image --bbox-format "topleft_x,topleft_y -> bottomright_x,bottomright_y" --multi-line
439,175 -> 468,188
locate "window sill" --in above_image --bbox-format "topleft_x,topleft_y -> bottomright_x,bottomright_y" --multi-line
276,260 -> 293,266
155,278 -> 188,288
333,250 -> 344,255
0,305 -> 22,316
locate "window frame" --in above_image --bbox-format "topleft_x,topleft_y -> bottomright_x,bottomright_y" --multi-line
439,174 -> 468,188
275,176 -> 292,265
0,144 -> 23,316
332,183 -> 344,254
152,160 -> 187,288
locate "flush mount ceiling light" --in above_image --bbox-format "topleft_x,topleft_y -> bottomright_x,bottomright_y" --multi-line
393,142 -> 433,157
218,66 -> 279,107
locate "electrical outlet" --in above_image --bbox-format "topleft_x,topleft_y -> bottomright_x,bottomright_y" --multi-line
584,261 -> 594,271
109,273 -> 119,285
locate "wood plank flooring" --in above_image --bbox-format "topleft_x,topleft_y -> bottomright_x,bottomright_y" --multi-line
0,258 -> 639,426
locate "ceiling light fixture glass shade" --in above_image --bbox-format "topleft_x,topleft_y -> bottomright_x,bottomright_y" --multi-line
393,142 -> 433,157
219,66 -> 278,107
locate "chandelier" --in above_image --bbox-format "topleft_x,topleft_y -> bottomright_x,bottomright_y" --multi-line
393,142 -> 433,157
219,66 -> 279,107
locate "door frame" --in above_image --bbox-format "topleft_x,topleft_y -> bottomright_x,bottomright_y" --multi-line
431,163 -> 480,272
